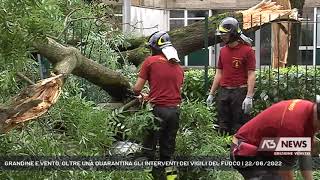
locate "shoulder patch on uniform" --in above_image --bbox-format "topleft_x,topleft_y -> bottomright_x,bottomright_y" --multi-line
288,99 -> 301,111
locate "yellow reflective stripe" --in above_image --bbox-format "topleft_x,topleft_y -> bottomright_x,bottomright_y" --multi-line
157,36 -> 165,46
218,25 -> 229,33
237,27 -> 241,33
288,99 -> 301,111
166,175 -> 178,180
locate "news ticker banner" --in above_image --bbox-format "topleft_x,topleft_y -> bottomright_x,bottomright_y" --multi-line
0,156 -> 320,170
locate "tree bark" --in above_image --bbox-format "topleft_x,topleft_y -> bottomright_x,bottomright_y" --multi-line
33,38 -> 131,101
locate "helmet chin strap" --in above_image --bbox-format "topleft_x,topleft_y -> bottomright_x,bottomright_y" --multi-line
225,39 -> 236,45
221,32 -> 239,44
227,34 -> 239,44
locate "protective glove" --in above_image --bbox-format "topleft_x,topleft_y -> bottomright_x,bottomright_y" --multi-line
242,96 -> 253,114
135,93 -> 149,103
206,94 -> 214,106
316,95 -> 320,103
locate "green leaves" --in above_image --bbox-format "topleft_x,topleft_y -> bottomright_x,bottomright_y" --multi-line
183,69 -> 214,100
253,66 -> 320,115
183,66 -> 320,116
0,0 -> 129,82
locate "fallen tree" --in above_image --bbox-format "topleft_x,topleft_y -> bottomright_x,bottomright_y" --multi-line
126,0 -> 299,66
0,74 -> 63,133
0,0 -> 300,133
32,39 -> 131,101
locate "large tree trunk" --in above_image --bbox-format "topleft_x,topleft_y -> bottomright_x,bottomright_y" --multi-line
33,38 -> 131,101
0,0 -> 299,133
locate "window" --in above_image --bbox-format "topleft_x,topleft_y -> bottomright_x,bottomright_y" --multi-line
188,10 -> 209,18
187,19 -> 202,25
170,20 -> 184,30
257,8 -> 316,66
169,10 -> 187,65
260,25 -> 271,65
298,8 -> 316,65
170,10 -> 184,18
169,10 -> 210,66
299,50 -> 313,65
111,4 -> 123,30
300,10 -> 314,46
317,12 -> 320,47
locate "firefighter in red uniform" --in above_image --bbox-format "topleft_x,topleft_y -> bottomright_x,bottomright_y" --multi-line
133,31 -> 184,180
231,99 -> 320,180
206,17 -> 256,135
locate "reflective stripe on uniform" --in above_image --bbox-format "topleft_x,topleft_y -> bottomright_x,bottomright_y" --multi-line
165,166 -> 178,180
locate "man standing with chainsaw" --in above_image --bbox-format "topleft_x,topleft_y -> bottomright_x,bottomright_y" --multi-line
206,17 -> 256,135
133,31 -> 184,180
231,99 -> 319,180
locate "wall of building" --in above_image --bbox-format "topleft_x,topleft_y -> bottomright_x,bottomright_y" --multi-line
106,0 -> 320,66
130,6 -> 169,36
105,0 -> 320,9
305,0 -> 320,7
165,0 -> 260,10
102,0 -> 123,5
130,0 -> 320,9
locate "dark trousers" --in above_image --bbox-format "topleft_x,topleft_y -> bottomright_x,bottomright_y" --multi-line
230,143 -> 283,180
217,87 -> 250,135
142,106 -> 180,180
142,106 -> 180,160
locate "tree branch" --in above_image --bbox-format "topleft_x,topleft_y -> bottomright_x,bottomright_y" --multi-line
17,72 -> 35,85
33,37 -> 131,100
57,8 -> 81,39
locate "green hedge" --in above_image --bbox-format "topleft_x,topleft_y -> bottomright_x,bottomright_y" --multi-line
183,66 -> 320,115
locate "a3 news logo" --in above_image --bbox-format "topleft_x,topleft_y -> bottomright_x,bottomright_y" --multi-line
258,137 -> 311,155
260,138 -> 278,150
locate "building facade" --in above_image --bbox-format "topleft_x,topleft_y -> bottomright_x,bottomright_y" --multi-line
106,0 -> 320,66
